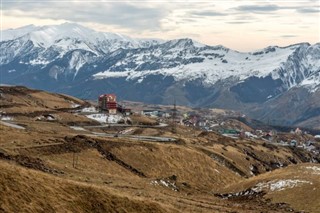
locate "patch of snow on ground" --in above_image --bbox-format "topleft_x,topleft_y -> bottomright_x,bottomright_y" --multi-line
245,132 -> 258,138
86,113 -> 123,123
1,116 -> 13,121
0,121 -> 25,129
71,103 -> 80,108
69,126 -> 87,131
306,166 -> 320,175
118,128 -> 134,134
81,106 -> 98,113
86,114 -> 108,123
107,114 -> 123,123
253,179 -> 312,192
150,179 -> 178,191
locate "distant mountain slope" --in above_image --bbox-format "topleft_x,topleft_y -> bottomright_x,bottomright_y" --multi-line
1,23 -> 319,128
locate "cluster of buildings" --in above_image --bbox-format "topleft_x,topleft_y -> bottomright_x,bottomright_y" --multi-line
169,109 -> 319,153
97,93 -> 319,154
141,110 -> 171,118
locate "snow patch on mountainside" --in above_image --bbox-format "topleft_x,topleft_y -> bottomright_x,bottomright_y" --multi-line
53,38 -> 98,56
299,72 -> 320,92
68,51 -> 90,77
253,179 -> 312,192
29,58 -> 50,65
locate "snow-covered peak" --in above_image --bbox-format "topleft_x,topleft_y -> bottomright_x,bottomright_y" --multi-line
1,24 -> 40,41
1,23 -> 159,49
1,23 -> 96,47
162,38 -> 207,50
26,23 -> 97,47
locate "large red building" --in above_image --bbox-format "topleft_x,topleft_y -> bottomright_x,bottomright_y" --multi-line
98,94 -> 117,114
98,94 -> 131,115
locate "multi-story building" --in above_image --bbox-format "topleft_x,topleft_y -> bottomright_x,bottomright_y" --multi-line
98,94 -> 117,114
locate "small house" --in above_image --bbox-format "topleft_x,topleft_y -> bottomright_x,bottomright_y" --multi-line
290,140 -> 297,147
263,133 -> 273,141
294,128 -> 302,135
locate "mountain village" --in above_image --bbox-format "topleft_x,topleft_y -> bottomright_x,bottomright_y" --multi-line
66,92 -> 320,156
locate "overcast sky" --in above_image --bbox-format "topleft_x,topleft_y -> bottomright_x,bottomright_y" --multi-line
2,0 -> 319,51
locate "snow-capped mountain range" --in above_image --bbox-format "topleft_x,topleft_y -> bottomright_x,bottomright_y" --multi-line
93,40 -> 319,92
1,23 -> 320,128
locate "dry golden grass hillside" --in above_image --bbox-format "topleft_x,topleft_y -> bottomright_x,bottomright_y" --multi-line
0,86 -> 85,113
0,161 -> 169,213
1,86 -> 319,212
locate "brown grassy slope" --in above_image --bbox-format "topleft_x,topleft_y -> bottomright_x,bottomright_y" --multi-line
130,115 -> 159,126
188,130 -> 318,176
219,163 -> 320,213
0,86 -> 85,114
101,139 -> 242,191
0,120 -> 92,153
0,161 -> 169,213
1,86 -> 319,212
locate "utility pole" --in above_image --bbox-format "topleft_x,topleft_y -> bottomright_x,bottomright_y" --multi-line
172,97 -> 177,133
72,152 -> 76,168
72,151 -> 79,168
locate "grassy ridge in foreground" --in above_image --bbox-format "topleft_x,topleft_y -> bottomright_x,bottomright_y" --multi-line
0,161 -> 169,213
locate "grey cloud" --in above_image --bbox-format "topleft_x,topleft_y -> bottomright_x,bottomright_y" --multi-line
297,8 -> 320,13
234,15 -> 256,20
2,1 -> 169,31
234,4 -> 280,13
226,21 -> 251,24
181,18 -> 198,23
191,10 -> 227,16
234,4 -> 320,15
281,35 -> 298,38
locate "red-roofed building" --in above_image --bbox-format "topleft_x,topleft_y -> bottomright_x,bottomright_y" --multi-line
99,94 -> 117,114
98,94 -> 131,115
